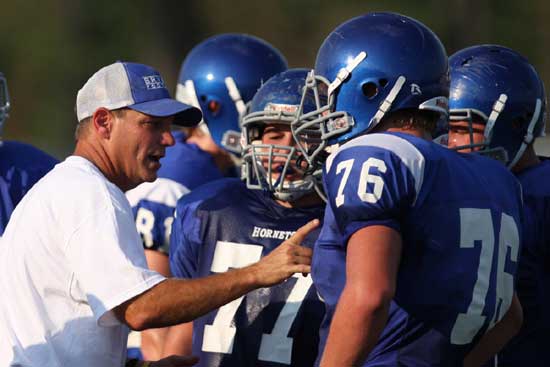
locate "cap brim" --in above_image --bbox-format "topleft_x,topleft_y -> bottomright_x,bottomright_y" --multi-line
129,98 -> 202,127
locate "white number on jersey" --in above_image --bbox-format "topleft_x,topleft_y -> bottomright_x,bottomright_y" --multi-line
135,207 -> 173,250
202,241 -> 314,364
450,208 -> 520,345
334,157 -> 387,207
135,207 -> 155,248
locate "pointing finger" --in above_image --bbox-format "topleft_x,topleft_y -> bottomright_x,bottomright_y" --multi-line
286,219 -> 320,246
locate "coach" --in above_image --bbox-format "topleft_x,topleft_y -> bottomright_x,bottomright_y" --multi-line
0,61 -> 316,367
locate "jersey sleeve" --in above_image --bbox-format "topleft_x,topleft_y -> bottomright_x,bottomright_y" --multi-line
169,198 -> 203,279
324,139 -> 424,245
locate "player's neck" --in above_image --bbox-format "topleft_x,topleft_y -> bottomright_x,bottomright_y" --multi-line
275,192 -> 323,209
511,144 -> 540,174
384,126 -> 432,140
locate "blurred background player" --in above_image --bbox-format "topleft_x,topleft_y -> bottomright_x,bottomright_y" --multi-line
0,71 -> 58,236
125,33 -> 288,359
448,44 -> 549,367
291,13 -> 524,366
164,69 -> 325,366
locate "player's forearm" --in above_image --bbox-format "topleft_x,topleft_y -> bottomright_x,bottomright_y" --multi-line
124,266 -> 262,330
320,288 -> 390,367
162,322 -> 193,357
463,293 -> 523,367
141,328 -> 168,360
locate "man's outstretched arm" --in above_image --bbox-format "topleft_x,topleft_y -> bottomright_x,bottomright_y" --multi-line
114,218 -> 319,330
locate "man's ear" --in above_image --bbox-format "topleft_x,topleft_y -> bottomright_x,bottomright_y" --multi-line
92,108 -> 114,139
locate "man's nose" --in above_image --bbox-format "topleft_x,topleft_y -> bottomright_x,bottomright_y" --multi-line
162,130 -> 176,147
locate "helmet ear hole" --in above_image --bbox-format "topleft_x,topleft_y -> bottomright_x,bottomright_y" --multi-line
362,82 -> 379,99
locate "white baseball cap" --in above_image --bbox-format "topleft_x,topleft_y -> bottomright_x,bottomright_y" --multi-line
76,61 -> 202,126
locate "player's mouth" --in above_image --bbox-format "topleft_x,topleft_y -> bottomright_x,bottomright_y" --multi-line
147,153 -> 164,169
273,164 -> 301,180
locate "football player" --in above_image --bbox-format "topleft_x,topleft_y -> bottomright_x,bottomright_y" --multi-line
448,45 -> 549,366
0,72 -> 58,236
124,34 -> 287,359
290,13 -> 524,366
165,69 -> 325,366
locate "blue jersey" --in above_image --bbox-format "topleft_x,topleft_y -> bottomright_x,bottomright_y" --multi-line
170,178 -> 324,367
126,131 -> 237,253
157,131 -> 236,191
313,132 -> 523,367
498,158 -> 550,366
0,141 -> 58,236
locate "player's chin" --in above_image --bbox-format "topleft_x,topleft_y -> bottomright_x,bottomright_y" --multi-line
141,164 -> 160,182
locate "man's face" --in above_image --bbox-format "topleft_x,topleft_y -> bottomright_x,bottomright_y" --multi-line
109,109 -> 175,189
260,123 -> 306,184
447,118 -> 486,152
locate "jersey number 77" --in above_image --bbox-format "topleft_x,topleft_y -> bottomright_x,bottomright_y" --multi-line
202,240 -> 313,365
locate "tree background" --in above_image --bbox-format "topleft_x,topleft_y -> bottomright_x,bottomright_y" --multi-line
1,0 -> 549,158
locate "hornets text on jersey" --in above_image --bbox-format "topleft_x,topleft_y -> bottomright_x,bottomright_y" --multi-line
498,158 -> 550,366
170,178 -> 324,367
313,132 -> 523,366
0,141 -> 58,236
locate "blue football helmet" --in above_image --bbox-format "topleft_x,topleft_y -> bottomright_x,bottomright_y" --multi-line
0,72 -> 10,138
449,45 -> 546,169
291,12 -> 449,165
241,68 -> 324,201
175,33 -> 288,154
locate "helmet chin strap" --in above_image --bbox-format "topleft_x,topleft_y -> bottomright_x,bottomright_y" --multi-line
176,80 -> 211,136
483,94 -> 508,144
368,75 -> 406,129
272,176 -> 317,202
225,77 -> 247,125
327,51 -> 367,97
507,98 -> 542,169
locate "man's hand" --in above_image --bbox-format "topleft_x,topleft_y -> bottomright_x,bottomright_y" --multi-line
150,354 -> 199,366
249,219 -> 319,287
114,219 -> 320,330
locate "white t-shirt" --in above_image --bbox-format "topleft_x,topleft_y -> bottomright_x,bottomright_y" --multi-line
0,156 -> 166,367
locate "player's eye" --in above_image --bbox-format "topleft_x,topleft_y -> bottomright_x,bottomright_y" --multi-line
450,126 -> 469,134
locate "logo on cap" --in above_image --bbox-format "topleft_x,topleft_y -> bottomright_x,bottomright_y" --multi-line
143,75 -> 165,90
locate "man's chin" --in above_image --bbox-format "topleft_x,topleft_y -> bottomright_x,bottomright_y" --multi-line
143,171 -> 158,183
138,167 -> 159,184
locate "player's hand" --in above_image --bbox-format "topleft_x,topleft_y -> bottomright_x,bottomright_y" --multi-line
250,219 -> 319,287
149,355 -> 199,366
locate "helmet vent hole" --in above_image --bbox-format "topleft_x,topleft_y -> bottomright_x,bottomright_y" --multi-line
200,95 -> 207,102
379,79 -> 388,88
461,57 -> 473,66
362,82 -> 379,99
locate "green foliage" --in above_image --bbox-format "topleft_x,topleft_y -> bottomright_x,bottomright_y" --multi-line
0,0 -> 546,157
